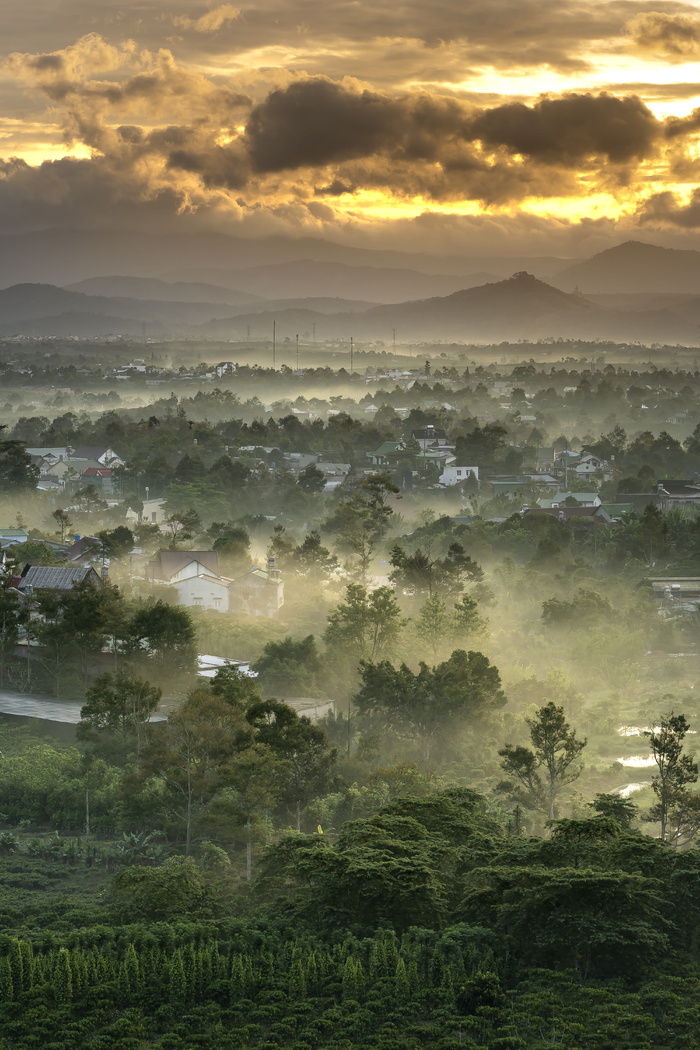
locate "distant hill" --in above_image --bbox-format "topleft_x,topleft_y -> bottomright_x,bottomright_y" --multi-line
230,296 -> 381,315
200,272 -> 699,345
161,260 -> 496,304
1,273 -> 698,343
0,228 -> 574,287
64,276 -> 263,306
554,240 -> 700,294
0,283 -> 245,332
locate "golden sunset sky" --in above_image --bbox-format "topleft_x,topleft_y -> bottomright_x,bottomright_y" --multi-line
2,0 -> 700,257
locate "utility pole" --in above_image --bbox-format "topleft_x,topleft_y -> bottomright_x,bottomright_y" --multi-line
296,333 -> 299,371
272,320 -> 276,369
350,335 -> 354,374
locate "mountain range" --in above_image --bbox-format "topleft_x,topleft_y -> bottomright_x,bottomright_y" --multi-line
1,240 -> 700,344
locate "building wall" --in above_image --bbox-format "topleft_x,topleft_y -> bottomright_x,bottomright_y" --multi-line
172,575 -> 230,612
439,465 -> 479,486
230,574 -> 284,617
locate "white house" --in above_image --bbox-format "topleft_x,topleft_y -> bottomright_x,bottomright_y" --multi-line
150,550 -> 220,583
574,455 -> 605,477
439,465 -> 479,487
537,491 -> 602,509
71,446 -> 124,467
126,498 -> 168,527
172,573 -> 232,612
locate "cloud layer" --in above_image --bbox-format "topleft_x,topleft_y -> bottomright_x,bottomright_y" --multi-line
2,1 -> 700,252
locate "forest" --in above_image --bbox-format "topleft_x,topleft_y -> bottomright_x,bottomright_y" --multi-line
1,337 -> 700,1047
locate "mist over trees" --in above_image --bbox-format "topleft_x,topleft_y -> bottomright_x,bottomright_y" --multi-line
4,334 -> 700,1046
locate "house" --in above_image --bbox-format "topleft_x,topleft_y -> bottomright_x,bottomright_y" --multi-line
71,446 -> 124,467
367,441 -> 406,467
229,566 -> 284,618
17,565 -> 102,593
0,528 -> 29,548
283,452 -> 320,472
522,506 -> 612,526
172,573 -> 232,612
277,697 -> 336,721
80,466 -> 116,493
215,362 -> 236,378
411,425 -> 448,450
656,480 -> 700,510
574,455 -> 606,477
537,491 -> 602,509
600,502 -> 636,520
439,465 -> 479,487
150,550 -> 220,583
25,447 -> 74,465
197,654 -> 255,679
64,536 -> 102,564
642,576 -> 700,611
126,497 -> 168,527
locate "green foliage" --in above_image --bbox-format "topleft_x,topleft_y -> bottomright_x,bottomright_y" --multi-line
125,599 -> 197,680
252,635 -> 324,696
354,650 -> 506,760
499,703 -> 587,820
645,712 -> 700,844
78,666 -> 161,764
0,433 -> 39,492
324,584 -> 406,664
110,857 -> 211,923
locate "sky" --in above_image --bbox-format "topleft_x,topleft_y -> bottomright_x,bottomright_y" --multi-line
2,0 -> 700,258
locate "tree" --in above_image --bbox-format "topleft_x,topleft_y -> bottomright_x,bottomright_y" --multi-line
297,463 -> 327,494
0,562 -> 28,688
323,472 -> 399,581
246,699 -> 339,829
126,599 -> 197,679
31,579 -> 126,694
96,525 -> 134,560
210,524 -> 250,577
355,649 -> 506,760
252,635 -> 323,696
73,484 -> 108,515
52,508 -> 73,543
390,542 -> 483,603
290,531 -> 338,582
645,713 -> 700,844
499,703 -> 587,820
77,666 -> 162,763
138,685 -> 255,853
324,584 -> 406,664
10,540 -> 66,568
110,856 -> 211,923
165,508 -> 202,547
267,524 -> 296,569
0,431 -> 39,492
210,663 -> 262,708
414,595 -> 450,663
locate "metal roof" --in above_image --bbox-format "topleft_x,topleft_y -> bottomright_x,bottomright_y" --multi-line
19,565 -> 101,590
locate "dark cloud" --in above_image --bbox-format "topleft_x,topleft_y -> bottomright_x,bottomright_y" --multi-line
246,79 -> 661,185
639,189 -> 700,228
626,11 -> 700,60
469,94 -> 661,165
246,80 -> 405,172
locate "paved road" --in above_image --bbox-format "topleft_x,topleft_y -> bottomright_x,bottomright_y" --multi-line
0,690 -> 166,725
0,689 -> 83,723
